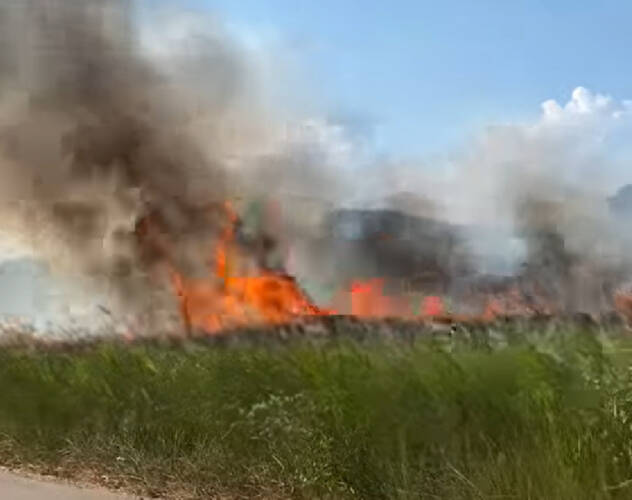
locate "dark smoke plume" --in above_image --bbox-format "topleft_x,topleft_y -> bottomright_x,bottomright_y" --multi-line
0,0 -> 255,323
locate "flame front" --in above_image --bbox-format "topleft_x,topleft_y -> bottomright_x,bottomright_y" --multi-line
138,201 -> 632,335
165,202 -> 332,334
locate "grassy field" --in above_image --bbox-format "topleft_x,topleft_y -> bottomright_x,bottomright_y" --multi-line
0,322 -> 632,499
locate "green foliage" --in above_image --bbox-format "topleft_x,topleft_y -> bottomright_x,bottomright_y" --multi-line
0,328 -> 631,499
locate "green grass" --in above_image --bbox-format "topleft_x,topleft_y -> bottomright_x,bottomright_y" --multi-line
0,326 -> 632,499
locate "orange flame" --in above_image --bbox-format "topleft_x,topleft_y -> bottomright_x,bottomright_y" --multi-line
348,279 -> 446,318
615,292 -> 632,324
422,296 -> 444,317
162,202 -> 333,334
350,279 -> 388,316
140,201 -> 631,334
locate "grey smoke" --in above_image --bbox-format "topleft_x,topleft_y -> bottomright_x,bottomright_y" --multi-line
0,1 -> 630,324
0,0 -> 261,324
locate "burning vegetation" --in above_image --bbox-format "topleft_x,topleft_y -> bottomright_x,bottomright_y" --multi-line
0,0 -> 631,336
135,200 -> 332,334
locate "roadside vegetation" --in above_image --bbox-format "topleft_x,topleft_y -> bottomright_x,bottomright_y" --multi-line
0,322 -> 632,499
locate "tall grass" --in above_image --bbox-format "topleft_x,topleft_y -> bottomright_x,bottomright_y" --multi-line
0,326 -> 631,499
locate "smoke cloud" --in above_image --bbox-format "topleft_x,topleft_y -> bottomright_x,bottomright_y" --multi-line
0,0 -> 367,327
0,0 -> 630,324
348,87 -> 632,315
0,1 -> 276,324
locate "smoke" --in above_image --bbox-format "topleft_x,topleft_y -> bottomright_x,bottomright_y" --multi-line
281,86 -> 632,315
0,0 -> 373,327
0,0 -> 285,323
0,0 -> 630,323
462,88 -> 631,299
362,87 -> 632,314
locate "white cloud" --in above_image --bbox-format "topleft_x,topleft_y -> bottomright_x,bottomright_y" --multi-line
541,87 -> 623,122
521,86 -> 627,135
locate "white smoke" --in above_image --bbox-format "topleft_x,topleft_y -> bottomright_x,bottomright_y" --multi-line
373,87 -> 630,226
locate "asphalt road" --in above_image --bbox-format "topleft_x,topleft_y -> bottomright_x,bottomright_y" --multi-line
0,469 -> 138,499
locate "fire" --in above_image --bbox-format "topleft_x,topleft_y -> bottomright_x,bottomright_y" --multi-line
348,279 -> 446,318
171,270 -> 326,334
615,291 -> 632,324
344,278 -> 562,322
149,200 -> 456,334
138,201 -> 632,335
142,201 -> 333,335
481,285 -> 556,321
349,279 -> 416,317
349,279 -> 390,317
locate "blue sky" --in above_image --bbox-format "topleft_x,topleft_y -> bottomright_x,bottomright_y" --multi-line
180,0 -> 632,158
